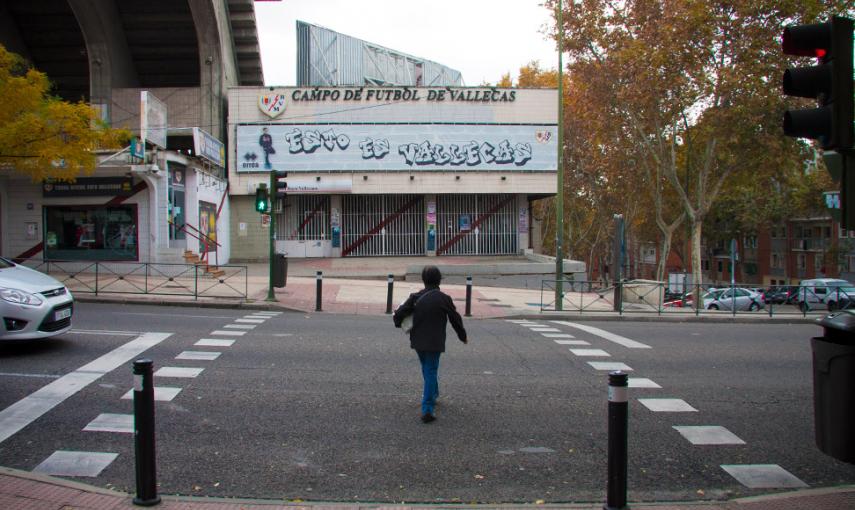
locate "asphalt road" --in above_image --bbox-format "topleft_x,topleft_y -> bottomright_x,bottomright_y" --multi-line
0,302 -> 852,504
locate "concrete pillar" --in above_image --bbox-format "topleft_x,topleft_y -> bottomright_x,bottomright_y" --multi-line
68,0 -> 139,123
425,194 -> 437,257
330,194 -> 342,258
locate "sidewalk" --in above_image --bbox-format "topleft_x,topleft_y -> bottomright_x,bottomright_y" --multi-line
1,466 -> 853,509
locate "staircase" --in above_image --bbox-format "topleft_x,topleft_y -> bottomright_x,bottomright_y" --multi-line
183,251 -> 226,278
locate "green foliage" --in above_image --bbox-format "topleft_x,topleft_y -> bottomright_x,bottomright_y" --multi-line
0,44 -> 129,182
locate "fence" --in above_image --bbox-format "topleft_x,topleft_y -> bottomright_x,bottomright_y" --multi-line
541,279 -> 854,317
20,260 -> 249,300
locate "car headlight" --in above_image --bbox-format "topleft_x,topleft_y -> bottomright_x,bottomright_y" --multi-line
0,287 -> 44,306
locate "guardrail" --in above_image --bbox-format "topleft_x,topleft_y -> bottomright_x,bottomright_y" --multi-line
20,260 -> 249,300
541,280 -> 854,317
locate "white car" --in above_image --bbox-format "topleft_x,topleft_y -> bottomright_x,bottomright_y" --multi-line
0,257 -> 74,340
797,278 -> 855,312
702,287 -> 765,311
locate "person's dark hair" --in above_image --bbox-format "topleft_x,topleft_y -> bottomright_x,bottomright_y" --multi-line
421,265 -> 442,286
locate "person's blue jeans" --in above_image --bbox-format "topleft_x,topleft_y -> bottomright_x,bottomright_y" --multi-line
417,350 -> 441,415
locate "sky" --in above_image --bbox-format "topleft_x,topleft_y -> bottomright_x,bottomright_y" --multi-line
254,0 -> 559,87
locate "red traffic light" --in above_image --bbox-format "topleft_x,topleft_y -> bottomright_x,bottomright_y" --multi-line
783,22 -> 832,58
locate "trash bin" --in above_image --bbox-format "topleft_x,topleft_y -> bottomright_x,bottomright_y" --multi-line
811,310 -> 855,464
272,254 -> 287,288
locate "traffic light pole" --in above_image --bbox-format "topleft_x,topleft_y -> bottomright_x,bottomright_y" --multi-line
266,171 -> 276,302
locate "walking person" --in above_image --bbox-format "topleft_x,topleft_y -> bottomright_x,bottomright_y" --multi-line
393,266 -> 467,423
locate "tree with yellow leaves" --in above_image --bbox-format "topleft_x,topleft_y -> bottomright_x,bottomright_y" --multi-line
0,44 -> 128,182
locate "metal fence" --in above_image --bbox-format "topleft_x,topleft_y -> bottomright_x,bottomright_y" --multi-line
20,260 -> 249,300
540,280 -> 854,317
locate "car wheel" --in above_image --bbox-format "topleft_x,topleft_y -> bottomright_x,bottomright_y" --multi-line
749,302 -> 760,311
708,304 -> 719,310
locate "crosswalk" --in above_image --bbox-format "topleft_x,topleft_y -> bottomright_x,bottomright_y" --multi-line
19,311 -> 283,478
505,319 -> 810,490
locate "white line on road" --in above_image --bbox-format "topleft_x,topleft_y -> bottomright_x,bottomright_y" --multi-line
0,372 -> 61,379
67,329 -> 140,336
110,312 -> 236,319
551,321 -> 652,349
0,332 -> 172,445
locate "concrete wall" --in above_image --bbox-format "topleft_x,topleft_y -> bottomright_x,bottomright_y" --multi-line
229,196 -> 268,261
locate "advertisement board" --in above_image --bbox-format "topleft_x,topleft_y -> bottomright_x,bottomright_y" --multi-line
236,124 -> 557,172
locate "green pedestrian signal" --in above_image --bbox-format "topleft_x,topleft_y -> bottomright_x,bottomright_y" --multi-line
255,183 -> 269,213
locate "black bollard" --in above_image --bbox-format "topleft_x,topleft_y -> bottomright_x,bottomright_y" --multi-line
133,359 -> 160,506
605,371 -> 629,510
315,271 -> 323,312
465,276 -> 473,317
386,274 -> 394,314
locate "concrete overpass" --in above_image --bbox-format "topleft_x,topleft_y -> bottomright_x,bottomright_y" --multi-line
0,0 -> 264,140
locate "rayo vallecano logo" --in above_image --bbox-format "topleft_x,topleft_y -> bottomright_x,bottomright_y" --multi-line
258,93 -> 286,118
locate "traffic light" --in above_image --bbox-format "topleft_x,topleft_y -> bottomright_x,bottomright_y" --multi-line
254,183 -> 269,213
273,170 -> 288,202
782,16 -> 853,150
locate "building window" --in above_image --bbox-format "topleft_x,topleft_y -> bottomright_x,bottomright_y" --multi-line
798,253 -> 807,270
771,252 -> 782,269
815,254 -> 823,271
44,205 -> 138,261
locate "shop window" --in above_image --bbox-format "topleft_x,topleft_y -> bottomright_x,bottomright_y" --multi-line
44,205 -> 138,261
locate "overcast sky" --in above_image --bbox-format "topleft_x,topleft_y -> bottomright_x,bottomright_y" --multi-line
254,0 -> 558,87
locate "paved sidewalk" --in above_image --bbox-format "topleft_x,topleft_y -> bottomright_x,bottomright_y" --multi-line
1,467 -> 854,509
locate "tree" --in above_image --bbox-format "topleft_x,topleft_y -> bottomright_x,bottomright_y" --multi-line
549,0 -> 850,292
0,44 -> 127,182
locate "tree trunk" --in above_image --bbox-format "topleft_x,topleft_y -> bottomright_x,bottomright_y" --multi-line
691,220 -> 704,307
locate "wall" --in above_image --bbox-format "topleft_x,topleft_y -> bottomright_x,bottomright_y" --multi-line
229,196 -> 268,261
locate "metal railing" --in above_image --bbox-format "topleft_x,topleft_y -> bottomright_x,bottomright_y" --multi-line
21,259 -> 249,300
541,279 -> 854,317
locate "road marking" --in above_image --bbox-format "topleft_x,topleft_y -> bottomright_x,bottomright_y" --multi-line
569,348 -> 611,357
211,330 -> 245,336
638,398 -> 697,412
115,312 -> 235,319
251,311 -> 281,316
554,340 -> 590,345
588,362 -> 633,371
0,372 -> 60,379
175,351 -> 221,361
196,339 -> 235,347
0,332 -> 171,445
628,378 -> 661,388
67,329 -> 140,336
235,319 -> 265,324
83,414 -> 134,434
154,367 -> 204,378
224,324 -> 255,329
122,387 -> 182,401
673,426 -> 745,445
33,451 -> 118,477
541,333 -> 575,338
530,328 -> 561,332
551,321 -> 651,349
721,464 -> 808,489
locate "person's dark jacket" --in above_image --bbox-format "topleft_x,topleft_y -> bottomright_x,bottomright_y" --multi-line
393,285 -> 467,352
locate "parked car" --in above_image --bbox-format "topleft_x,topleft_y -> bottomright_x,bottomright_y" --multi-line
764,285 -> 798,305
0,257 -> 74,340
702,287 -> 765,311
796,278 -> 855,312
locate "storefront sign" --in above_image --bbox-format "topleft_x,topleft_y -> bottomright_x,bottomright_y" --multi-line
519,207 -> 529,234
43,177 -> 134,197
141,91 -> 167,149
280,87 -> 517,104
236,124 -> 556,172
285,179 -> 353,193
193,127 -> 225,167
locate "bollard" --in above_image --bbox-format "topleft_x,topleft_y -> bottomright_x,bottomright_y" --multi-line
605,371 -> 628,510
315,271 -> 323,312
132,359 -> 160,507
465,276 -> 473,317
386,274 -> 394,314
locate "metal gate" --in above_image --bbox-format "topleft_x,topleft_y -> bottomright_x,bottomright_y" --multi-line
341,195 -> 424,256
277,195 -> 331,240
436,194 -> 517,255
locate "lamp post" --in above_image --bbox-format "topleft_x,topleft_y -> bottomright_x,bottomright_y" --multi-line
555,0 -> 565,310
